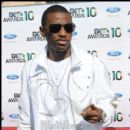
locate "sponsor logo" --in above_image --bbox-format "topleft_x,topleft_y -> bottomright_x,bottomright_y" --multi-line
4,34 -> 17,39
70,7 -> 97,18
128,55 -> 130,59
128,72 -> 130,76
72,31 -> 78,36
6,53 -> 35,63
106,7 -> 120,13
3,11 -> 34,22
6,74 -> 19,80
112,71 -> 122,81
107,51 -> 122,56
9,114 -> 19,119
115,93 -> 123,98
88,27 -> 121,39
114,112 -> 123,122
128,10 -> 130,15
1,113 -> 4,121
26,31 -> 46,41
87,50 -> 98,57
8,93 -> 21,102
128,29 -> 130,33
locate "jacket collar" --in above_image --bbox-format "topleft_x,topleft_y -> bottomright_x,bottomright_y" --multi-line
30,44 -> 82,76
70,44 -> 82,70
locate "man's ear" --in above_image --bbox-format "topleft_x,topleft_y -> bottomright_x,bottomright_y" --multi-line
39,26 -> 46,37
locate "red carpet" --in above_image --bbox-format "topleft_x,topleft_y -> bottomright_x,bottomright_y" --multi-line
2,127 -> 130,130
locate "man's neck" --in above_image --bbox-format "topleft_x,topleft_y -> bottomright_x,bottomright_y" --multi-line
47,48 -> 71,61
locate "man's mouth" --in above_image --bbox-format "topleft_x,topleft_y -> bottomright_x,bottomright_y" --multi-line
57,40 -> 68,46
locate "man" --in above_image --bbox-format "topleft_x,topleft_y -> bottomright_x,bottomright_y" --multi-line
18,4 -> 117,130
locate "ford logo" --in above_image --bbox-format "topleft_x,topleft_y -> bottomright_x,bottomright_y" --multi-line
128,29 -> 130,33
4,34 -> 17,39
72,31 -> 78,36
9,114 -> 19,119
107,51 -> 122,56
115,93 -> 123,98
106,7 -> 120,13
128,114 -> 130,118
128,72 -> 130,76
6,74 -> 19,80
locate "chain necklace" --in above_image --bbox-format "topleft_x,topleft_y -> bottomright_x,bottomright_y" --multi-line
47,57 -> 71,88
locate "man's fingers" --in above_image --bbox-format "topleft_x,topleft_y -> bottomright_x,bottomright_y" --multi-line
87,119 -> 97,124
90,104 -> 98,110
88,116 -> 99,121
80,110 -> 87,116
81,105 -> 98,117
83,116 -> 99,123
81,104 -> 103,124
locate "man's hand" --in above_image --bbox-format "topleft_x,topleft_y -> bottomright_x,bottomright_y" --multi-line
81,104 -> 103,124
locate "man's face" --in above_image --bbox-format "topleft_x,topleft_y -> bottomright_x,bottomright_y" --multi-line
44,12 -> 74,52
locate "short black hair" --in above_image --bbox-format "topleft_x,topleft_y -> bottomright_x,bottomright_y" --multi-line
41,5 -> 72,26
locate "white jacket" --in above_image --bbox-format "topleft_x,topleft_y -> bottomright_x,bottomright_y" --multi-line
17,45 -> 116,130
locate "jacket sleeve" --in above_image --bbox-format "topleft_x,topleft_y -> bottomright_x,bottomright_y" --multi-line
17,62 -> 31,130
91,57 -> 118,127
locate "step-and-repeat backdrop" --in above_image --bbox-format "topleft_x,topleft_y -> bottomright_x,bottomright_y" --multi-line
2,2 -> 130,130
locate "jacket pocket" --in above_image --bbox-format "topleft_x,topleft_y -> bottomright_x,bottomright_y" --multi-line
73,71 -> 94,92
68,72 -> 94,117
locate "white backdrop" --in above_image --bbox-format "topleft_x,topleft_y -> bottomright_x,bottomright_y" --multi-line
2,2 -> 130,129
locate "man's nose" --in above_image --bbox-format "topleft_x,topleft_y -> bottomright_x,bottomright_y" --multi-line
59,26 -> 66,36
